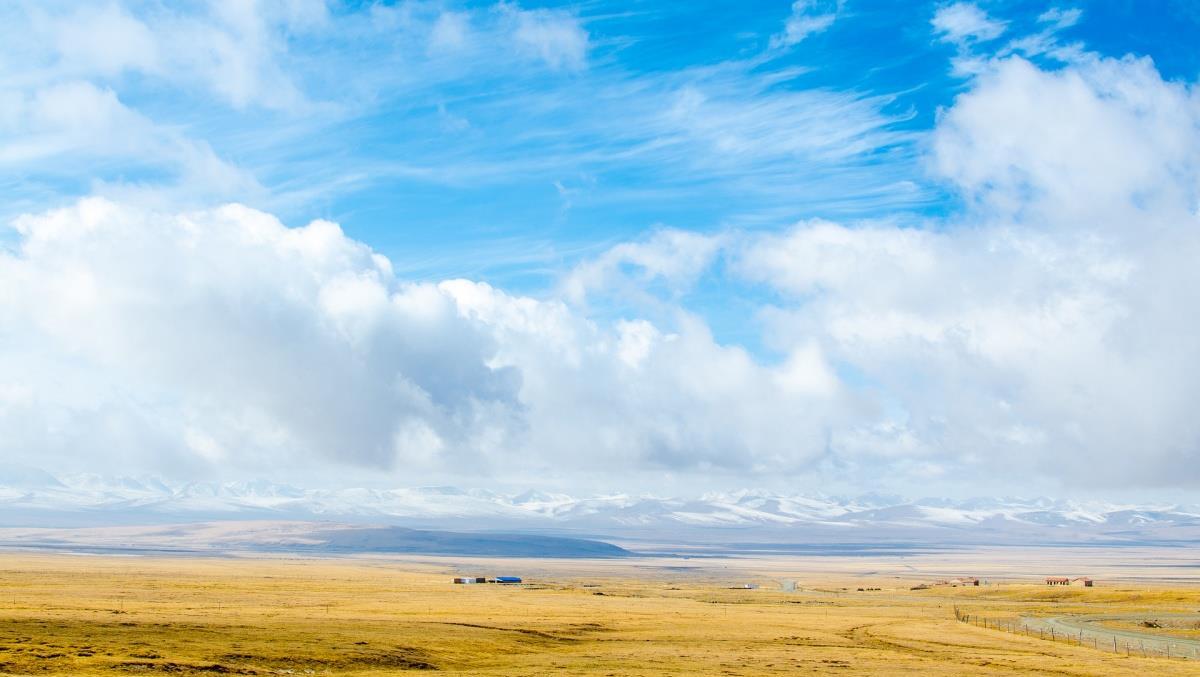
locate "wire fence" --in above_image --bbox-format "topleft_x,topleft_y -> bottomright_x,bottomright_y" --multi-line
953,606 -> 1200,661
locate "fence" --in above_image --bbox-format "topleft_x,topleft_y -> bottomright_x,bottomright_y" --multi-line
952,606 -> 1199,661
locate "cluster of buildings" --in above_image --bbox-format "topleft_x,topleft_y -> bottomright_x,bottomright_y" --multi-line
911,576 -> 981,590
936,577 -> 981,587
452,576 -> 523,584
1045,576 -> 1093,587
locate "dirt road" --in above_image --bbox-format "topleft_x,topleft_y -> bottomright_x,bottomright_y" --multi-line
1021,613 -> 1200,659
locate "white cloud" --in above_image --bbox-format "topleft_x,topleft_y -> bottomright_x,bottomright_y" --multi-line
931,2 -> 1010,76
1,3 -> 1198,495
49,3 -> 160,77
429,11 -> 470,54
931,55 -> 1200,230
932,3 -> 1006,45
770,0 -> 841,49
16,0 -> 315,111
0,199 -> 850,485
5,50 -> 1199,491
661,84 -> 906,162
1038,7 -> 1082,30
1,199 -> 520,477
0,81 -> 258,200
1001,19 -> 1085,63
562,228 -> 723,305
732,52 -> 1200,488
501,4 -> 589,71
442,280 -> 851,476
0,1 -> 931,227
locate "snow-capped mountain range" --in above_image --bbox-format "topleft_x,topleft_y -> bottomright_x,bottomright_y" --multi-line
1,468 -> 1197,545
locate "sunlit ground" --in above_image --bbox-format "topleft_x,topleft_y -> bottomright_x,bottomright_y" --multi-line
0,550 -> 1197,675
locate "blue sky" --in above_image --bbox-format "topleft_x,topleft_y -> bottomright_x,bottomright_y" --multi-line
2,1 -> 1200,497
3,1 -> 1192,266
4,1 -> 1194,320
0,3 -> 1084,266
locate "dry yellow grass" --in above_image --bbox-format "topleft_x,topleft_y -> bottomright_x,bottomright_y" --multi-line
0,551 -> 1197,675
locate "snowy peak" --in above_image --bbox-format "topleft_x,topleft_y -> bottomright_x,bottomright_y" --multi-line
0,473 -> 1196,544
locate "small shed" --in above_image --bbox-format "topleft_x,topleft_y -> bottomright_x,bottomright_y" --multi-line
493,576 -> 522,584
1071,577 -> 1094,587
453,577 -> 475,584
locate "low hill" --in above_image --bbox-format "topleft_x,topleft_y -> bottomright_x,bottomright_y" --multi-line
0,521 -> 631,558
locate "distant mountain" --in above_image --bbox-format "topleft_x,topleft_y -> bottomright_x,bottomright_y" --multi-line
310,526 -> 630,557
0,472 -> 1197,545
0,521 -> 631,558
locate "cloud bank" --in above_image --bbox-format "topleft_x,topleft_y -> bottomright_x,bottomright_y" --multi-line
1,6 -> 1198,495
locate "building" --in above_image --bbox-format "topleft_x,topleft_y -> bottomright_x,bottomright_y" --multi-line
453,577 -> 475,584
493,576 -> 522,584
1045,577 -> 1070,585
1071,577 -> 1094,587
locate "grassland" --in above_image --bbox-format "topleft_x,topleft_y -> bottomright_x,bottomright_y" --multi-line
0,550 -> 1197,675
1097,617 -> 1200,640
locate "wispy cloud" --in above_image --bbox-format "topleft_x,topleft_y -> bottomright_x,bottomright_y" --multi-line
0,0 -> 930,236
931,2 -> 1006,45
770,0 -> 843,49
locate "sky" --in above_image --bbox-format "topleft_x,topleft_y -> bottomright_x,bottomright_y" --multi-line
1,0 -> 1199,500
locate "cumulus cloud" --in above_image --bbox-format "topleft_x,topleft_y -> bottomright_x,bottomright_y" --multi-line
932,55 -> 1200,229
0,199 -> 520,477
732,52 -> 1200,488
0,199 -> 854,485
441,281 -> 851,476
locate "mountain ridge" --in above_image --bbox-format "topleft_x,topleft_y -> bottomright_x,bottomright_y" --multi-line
1,470 -> 1197,545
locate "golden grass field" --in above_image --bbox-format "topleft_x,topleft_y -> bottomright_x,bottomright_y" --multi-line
0,549 -> 1198,676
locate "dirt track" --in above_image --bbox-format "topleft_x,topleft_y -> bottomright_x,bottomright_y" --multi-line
1021,613 -> 1200,659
